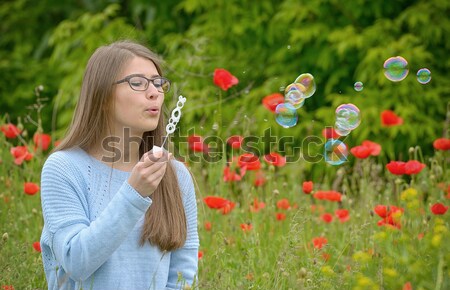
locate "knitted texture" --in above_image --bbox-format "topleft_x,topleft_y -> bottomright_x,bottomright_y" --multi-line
40,148 -> 199,290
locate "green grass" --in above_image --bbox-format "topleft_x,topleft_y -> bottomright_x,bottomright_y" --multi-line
0,128 -> 449,290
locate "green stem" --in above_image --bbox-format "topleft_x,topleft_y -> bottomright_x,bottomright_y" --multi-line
434,251 -> 443,290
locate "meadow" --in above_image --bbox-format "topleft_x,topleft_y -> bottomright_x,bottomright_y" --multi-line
0,77 -> 449,289
1,2 -> 449,289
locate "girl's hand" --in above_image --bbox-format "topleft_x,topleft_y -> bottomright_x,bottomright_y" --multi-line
128,149 -> 172,197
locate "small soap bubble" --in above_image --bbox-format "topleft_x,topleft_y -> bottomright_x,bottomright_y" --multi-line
284,83 -> 306,109
212,123 -> 219,130
275,103 -> 298,128
324,139 -> 348,166
354,81 -> 363,91
279,86 -> 286,92
294,73 -> 316,98
383,56 -> 409,82
335,103 -> 361,131
416,68 -> 431,84
287,45 -> 291,49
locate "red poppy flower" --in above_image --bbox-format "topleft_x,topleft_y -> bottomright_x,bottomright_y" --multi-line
1,123 -> 21,138
187,135 -> 208,153
204,221 -> 212,231
386,161 -> 406,175
433,138 -> 450,150
335,209 -> 350,222
238,153 -> 261,170
374,205 -> 389,218
198,250 -> 204,260
312,237 -> 328,250
322,127 -> 340,139
276,198 -> 291,210
2,286 -> 15,290
262,93 -> 284,112
249,198 -> 266,213
404,160 -> 426,175
264,152 -> 286,167
24,182 -> 40,195
430,203 -> 448,215
33,133 -> 52,151
374,205 -> 403,229
321,213 -> 333,223
313,190 -> 342,202
361,140 -> 381,156
276,212 -> 286,221
32,241 -> 41,252
374,205 -> 403,218
223,165 -> 246,182
227,135 -> 244,149
220,202 -> 236,215
10,146 -> 33,165
203,196 -> 231,209
253,170 -> 266,187
213,68 -> 239,91
381,110 -> 403,127
403,282 -> 412,290
303,181 -> 313,194
240,223 -> 253,232
350,145 -> 372,159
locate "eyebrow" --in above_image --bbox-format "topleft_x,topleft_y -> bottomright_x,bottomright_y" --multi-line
125,73 -> 161,78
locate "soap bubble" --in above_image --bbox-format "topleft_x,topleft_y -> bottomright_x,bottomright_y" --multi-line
383,56 -> 409,82
284,83 -> 306,109
324,139 -> 348,165
275,103 -> 298,128
294,73 -> 316,98
416,68 -> 431,84
354,81 -> 363,91
335,103 -> 361,132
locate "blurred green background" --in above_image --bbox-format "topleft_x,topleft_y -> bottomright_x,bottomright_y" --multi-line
1,0 -> 449,160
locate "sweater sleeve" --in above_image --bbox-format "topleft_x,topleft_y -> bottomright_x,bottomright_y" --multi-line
166,161 -> 199,289
40,152 -> 152,281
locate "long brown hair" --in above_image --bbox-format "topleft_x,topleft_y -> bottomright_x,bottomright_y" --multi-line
54,40 -> 187,251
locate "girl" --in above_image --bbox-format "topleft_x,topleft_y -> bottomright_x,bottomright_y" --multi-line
40,40 -> 199,290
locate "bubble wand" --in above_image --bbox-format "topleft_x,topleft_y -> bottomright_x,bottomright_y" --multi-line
153,95 -> 187,153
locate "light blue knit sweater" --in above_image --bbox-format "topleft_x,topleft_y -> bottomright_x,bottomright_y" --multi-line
40,147 -> 199,290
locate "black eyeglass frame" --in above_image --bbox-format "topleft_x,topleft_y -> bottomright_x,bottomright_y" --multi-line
114,74 -> 171,93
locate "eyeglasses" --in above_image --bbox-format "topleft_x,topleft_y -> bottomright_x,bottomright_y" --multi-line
114,74 -> 171,93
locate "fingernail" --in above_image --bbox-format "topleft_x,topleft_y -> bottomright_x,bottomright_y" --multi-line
154,150 -> 163,158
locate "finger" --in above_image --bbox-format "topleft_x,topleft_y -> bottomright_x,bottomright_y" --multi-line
140,151 -> 163,166
143,163 -> 168,184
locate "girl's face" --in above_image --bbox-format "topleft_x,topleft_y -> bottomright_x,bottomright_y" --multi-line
112,56 -> 165,136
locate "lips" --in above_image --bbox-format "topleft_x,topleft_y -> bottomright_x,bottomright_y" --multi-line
146,106 -> 160,116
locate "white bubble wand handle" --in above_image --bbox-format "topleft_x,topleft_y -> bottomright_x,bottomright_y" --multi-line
155,95 -> 187,152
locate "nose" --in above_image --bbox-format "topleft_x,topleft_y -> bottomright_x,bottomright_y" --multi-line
145,83 -> 161,99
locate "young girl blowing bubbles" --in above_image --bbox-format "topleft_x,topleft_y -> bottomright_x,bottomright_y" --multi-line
40,40 -> 199,290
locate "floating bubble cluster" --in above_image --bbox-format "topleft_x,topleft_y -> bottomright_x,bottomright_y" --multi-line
324,139 -> 348,165
274,73 -> 317,128
275,103 -> 298,128
354,81 -> 363,92
384,56 -> 409,82
416,68 -> 431,84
